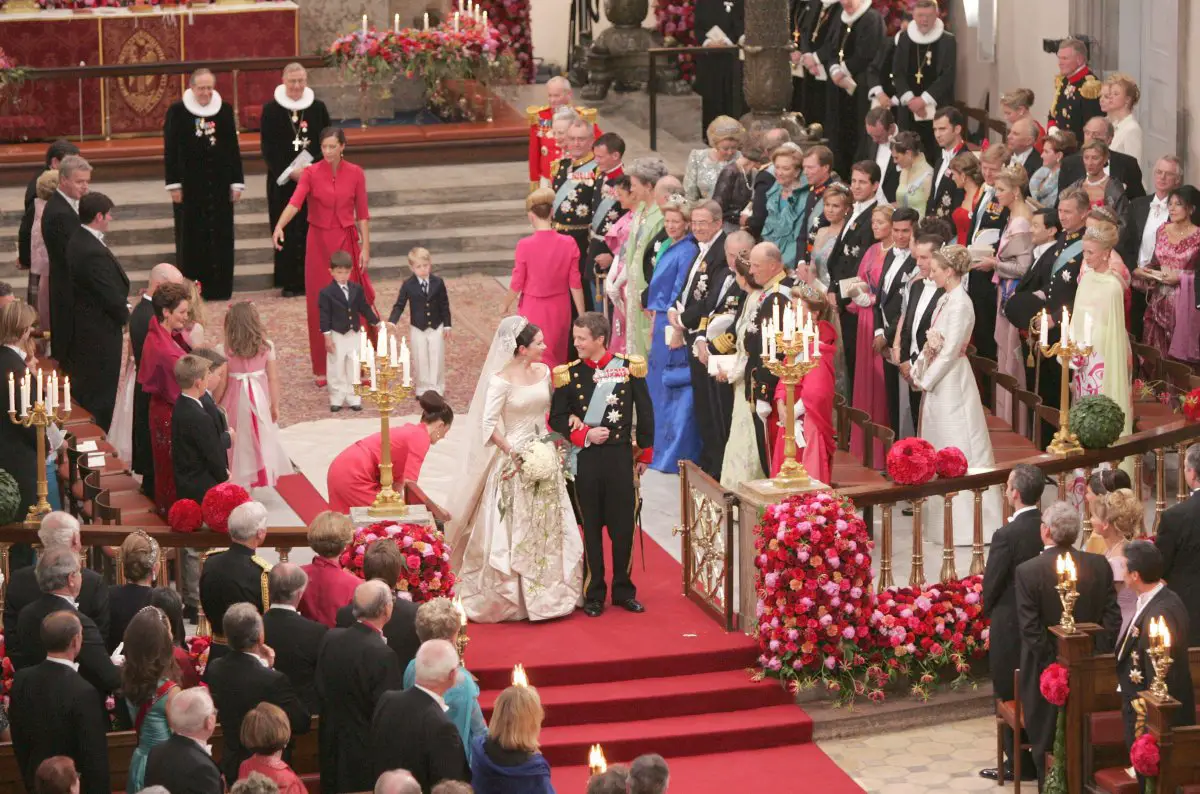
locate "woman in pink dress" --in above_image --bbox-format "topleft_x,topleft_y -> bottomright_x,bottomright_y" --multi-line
600,177 -> 638,353
137,282 -> 192,511
1134,186 -> 1200,363
28,170 -> 57,335
771,304 -> 837,485
271,126 -> 375,386
326,393 -> 453,515
503,188 -> 585,369
848,205 -> 894,465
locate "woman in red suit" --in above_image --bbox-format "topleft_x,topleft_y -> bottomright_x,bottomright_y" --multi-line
136,282 -> 192,511
326,392 -> 454,516
272,126 -> 374,386
947,151 -> 985,245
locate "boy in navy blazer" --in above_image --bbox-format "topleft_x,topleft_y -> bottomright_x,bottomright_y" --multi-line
388,247 -> 451,396
319,250 -> 382,412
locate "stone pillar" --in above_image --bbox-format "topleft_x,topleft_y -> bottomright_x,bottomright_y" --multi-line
741,0 -> 792,125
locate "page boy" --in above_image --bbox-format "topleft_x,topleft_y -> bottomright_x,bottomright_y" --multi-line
388,247 -> 451,397
319,250 -> 382,412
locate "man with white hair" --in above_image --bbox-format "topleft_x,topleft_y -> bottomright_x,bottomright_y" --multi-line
1056,114 -> 1145,202
163,67 -> 245,301
260,62 -> 332,298
144,687 -> 223,794
1015,500 -> 1120,785
369,639 -> 470,792
41,153 -> 91,362
4,512 -> 109,643
550,117 -> 600,267
375,769 -> 422,794
130,262 -> 185,497
199,501 -> 272,662
527,75 -> 599,191
1046,37 -> 1103,141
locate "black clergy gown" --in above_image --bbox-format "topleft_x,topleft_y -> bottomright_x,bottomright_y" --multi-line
817,4 -> 886,179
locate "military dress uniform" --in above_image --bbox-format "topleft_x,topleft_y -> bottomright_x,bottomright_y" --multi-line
1035,228 -> 1085,448
200,542 -> 272,661
549,353 -> 654,609
585,163 -> 627,311
551,153 -> 599,269
1047,65 -> 1103,142
527,105 -> 599,191
746,272 -> 795,475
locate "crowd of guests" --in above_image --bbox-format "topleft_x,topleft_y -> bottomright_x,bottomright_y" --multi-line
0,508 -> 675,794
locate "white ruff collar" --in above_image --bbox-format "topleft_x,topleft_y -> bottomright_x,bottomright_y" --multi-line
907,18 -> 945,45
183,89 -> 222,118
274,84 -> 314,112
841,1 -> 871,25
820,0 -> 838,6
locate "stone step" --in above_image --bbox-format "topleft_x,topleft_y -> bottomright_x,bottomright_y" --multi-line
114,220 -> 528,272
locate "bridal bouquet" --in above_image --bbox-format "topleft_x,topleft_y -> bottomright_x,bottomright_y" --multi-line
498,433 -> 569,522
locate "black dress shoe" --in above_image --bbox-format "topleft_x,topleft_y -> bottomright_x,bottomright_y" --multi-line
330,405 -> 342,413
615,598 -> 645,613
583,601 -> 604,617
183,605 -> 199,624
350,405 -> 363,412
979,765 -> 1032,782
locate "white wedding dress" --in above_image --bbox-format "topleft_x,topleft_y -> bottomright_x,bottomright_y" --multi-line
447,319 -> 584,622
911,282 -> 1003,546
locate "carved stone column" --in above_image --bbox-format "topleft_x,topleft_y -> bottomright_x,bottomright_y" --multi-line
742,0 -> 818,140
580,0 -> 689,100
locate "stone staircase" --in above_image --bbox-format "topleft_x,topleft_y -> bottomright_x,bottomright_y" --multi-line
0,164 -> 532,294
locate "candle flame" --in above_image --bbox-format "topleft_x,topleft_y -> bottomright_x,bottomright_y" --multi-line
512,664 -> 528,687
588,744 -> 607,774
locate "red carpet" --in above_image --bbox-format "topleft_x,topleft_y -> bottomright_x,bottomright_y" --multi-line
275,473 -> 329,525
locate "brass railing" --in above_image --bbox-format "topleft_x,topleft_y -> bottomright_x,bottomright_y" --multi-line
674,462 -> 738,631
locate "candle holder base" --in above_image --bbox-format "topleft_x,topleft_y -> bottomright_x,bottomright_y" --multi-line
350,503 -> 434,528
1047,429 -> 1085,457
1056,582 -> 1080,633
367,485 -> 408,518
771,459 -> 811,489
740,476 -> 828,500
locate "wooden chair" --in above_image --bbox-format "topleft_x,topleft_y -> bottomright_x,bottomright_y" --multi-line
995,667 -> 1030,794
970,354 -> 999,414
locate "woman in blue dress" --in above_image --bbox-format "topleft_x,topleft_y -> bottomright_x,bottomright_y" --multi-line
647,197 -> 702,473
123,606 -> 181,793
403,598 -> 486,750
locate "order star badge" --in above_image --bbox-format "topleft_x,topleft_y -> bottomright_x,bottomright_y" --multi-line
1129,668 -> 1144,685
605,394 -> 619,406
606,409 -> 622,424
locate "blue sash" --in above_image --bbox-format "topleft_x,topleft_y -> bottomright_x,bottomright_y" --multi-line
583,357 -> 625,425
553,160 -> 599,213
590,191 -> 618,233
1052,239 -> 1084,275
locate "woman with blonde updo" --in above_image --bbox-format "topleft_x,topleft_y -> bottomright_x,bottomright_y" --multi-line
1090,488 -> 1143,620
1101,73 -> 1143,161
911,245 -> 1002,544
684,116 -> 744,201
505,188 -> 586,370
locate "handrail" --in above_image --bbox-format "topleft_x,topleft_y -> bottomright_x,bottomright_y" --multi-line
646,44 -> 738,151
0,525 -> 309,548
18,55 -> 328,82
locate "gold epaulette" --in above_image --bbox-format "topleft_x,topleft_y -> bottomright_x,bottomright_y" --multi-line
578,106 -> 598,124
698,317 -> 710,331
551,158 -> 564,180
553,363 -> 573,388
626,354 -> 647,378
1079,75 -> 1102,100
712,333 -> 736,355
253,555 -> 272,612
526,104 -> 547,124
251,554 -> 273,572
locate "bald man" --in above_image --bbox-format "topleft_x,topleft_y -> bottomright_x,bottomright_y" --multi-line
1007,118 -> 1043,174
130,263 -> 184,496
527,76 -> 600,190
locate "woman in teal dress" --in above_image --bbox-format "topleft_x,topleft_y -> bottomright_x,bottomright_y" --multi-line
402,598 -> 486,751
761,146 -> 807,269
123,606 -> 181,794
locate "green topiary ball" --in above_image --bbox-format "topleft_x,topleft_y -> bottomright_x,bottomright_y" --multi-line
1069,395 -> 1126,449
0,470 -> 21,525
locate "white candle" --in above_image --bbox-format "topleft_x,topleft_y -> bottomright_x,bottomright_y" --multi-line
362,13 -> 367,34
773,302 -> 781,334
423,11 -> 429,30
390,333 -> 398,367
63,376 -> 70,412
453,12 -> 459,32
1040,310 -> 1048,345
457,0 -> 463,11
482,10 -> 488,27
6,372 -> 13,412
369,345 -> 378,391
1061,307 -> 1069,346
21,374 -> 29,417
401,338 -> 412,386
36,368 -> 42,405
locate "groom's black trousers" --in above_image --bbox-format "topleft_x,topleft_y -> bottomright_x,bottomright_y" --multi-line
576,443 -> 637,604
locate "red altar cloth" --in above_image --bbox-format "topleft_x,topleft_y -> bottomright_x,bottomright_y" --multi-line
0,2 -> 297,141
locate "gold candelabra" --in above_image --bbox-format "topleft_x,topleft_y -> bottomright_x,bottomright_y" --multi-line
453,596 -> 469,660
1147,615 -> 1174,700
1055,553 -> 1079,633
763,304 -> 820,488
6,369 -> 71,528
1036,307 -> 1094,456
354,331 -> 413,517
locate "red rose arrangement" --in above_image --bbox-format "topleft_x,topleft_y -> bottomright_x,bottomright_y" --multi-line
935,446 -> 968,479
0,633 -> 13,709
186,635 -> 211,677
476,0 -> 534,82
1130,732 -> 1160,777
654,0 -> 697,81
168,499 -> 204,533
886,438 -> 937,485
201,483 -> 251,534
1039,662 -> 1070,706
339,521 -> 455,602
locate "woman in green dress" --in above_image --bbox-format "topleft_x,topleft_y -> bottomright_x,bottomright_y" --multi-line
123,606 -> 181,794
619,156 -> 669,357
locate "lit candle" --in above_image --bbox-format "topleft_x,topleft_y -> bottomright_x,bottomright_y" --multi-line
1149,616 -> 1159,645
588,745 -> 607,776
453,11 -> 459,32
457,0 -> 463,11
6,372 -> 12,413
21,373 -> 29,417
1067,556 -> 1076,583
368,344 -> 377,390
389,332 -> 398,367
1162,620 -> 1171,649
46,380 -> 55,413
393,13 -> 399,33
400,338 -> 412,387
482,10 -> 487,27
63,376 -> 70,412
36,368 -> 42,405
423,11 -> 429,30
362,13 -> 367,35
783,305 -> 794,341
512,664 -> 528,687
773,301 -> 781,334
1061,307 -> 1070,346
1040,309 -> 1048,345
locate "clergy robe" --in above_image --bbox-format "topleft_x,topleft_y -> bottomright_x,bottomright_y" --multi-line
694,0 -> 746,138
260,86 -> 331,295
164,89 -> 244,301
792,0 -> 840,127
890,19 -> 956,162
816,3 -> 886,180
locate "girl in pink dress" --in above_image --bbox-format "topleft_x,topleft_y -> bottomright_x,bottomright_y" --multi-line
213,301 -> 289,488
848,206 -> 894,465
771,313 -> 837,484
503,188 -> 585,369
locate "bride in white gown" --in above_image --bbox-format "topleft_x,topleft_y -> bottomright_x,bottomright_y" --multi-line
911,245 -> 1003,547
447,316 -> 584,622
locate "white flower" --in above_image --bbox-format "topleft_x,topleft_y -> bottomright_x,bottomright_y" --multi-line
519,440 -> 560,484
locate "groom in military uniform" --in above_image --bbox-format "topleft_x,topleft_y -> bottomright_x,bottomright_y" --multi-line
550,313 -> 654,618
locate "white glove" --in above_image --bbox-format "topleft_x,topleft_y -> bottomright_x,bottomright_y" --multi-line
793,419 -> 807,449
755,400 -> 772,420
111,641 -> 125,667
852,292 -> 872,308
794,398 -> 806,419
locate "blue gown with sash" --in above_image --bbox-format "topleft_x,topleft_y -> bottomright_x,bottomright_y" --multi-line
646,233 -> 703,472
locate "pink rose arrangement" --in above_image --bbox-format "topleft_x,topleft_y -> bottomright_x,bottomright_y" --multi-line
339,521 -> 455,602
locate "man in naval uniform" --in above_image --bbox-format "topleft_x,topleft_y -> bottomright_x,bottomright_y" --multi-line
744,242 -> 796,477
1046,37 -> 1103,143
887,0 -> 955,162
551,118 -> 599,269
527,76 -> 599,191
550,313 -> 654,619
260,63 -> 330,298
164,68 -> 244,302
584,132 -> 627,312
200,501 -> 273,662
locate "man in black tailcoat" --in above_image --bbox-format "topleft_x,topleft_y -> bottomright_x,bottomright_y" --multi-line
871,207 -> 916,434
260,63 -> 330,297
825,161 -> 877,390
164,68 -> 244,302
888,0 -> 955,160
927,108 -> 967,221
41,154 -> 90,365
263,563 -> 329,715
856,108 -> 901,204
963,145 -> 1010,361
694,0 -> 745,138
334,539 -> 421,673
1057,116 -> 1145,203
1016,502 -> 1121,786
815,0 -> 885,180
743,243 -> 794,476
550,313 -> 653,618
894,231 -> 944,430
1156,445 -> 1200,643
18,139 -> 78,273
978,464 -> 1045,783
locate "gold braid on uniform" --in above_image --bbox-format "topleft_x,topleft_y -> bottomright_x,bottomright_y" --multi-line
526,104 -> 544,124
626,355 -> 647,378
253,555 -> 273,612
553,363 -> 574,388
1079,75 -> 1102,100
712,333 -> 736,355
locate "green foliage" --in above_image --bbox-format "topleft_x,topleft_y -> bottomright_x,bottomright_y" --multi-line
1069,394 -> 1126,449
0,470 -> 21,525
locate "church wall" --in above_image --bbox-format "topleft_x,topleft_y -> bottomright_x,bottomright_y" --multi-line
1184,2 -> 1199,182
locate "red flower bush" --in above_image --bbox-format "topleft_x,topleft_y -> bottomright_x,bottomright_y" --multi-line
935,446 -> 968,479
168,499 -> 204,533
1130,732 -> 1160,777
340,521 -> 455,602
886,438 -> 937,485
1039,662 -> 1070,706
0,633 -> 13,709
201,483 -> 251,535
654,0 -> 697,80
1183,388 -> 1200,422
477,0 -> 534,82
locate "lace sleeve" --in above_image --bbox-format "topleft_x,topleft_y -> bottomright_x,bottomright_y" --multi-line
480,376 -> 509,445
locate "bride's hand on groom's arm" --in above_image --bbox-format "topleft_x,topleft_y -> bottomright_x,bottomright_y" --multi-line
568,415 -> 585,432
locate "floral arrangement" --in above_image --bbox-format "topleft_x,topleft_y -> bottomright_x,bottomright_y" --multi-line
168,499 -> 204,533
1040,663 -> 1070,794
934,446 -> 968,479
872,0 -> 951,36
0,469 -> 21,525
475,0 -> 534,82
201,483 -> 251,535
186,635 -> 211,677
886,438 -> 937,485
754,490 -> 989,705
1069,394 -> 1126,450
654,0 -> 697,81
1134,380 -> 1200,423
0,633 -> 13,709
0,49 -> 27,105
339,521 -> 455,602
1131,732 -> 1160,792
